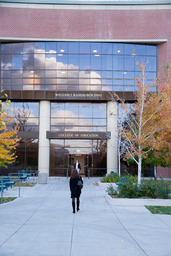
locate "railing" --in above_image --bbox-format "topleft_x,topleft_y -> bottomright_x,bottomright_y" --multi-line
0,170 -> 39,204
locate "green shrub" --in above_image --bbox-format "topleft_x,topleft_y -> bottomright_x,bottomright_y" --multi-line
101,173 -> 138,183
101,173 -> 120,183
108,177 -> 170,199
118,179 -> 140,198
107,184 -> 118,195
141,179 -> 170,199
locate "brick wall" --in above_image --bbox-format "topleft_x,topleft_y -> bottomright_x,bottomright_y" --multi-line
1,7 -> 171,72
157,167 -> 171,179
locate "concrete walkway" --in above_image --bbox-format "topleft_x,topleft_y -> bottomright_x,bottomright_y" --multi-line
0,177 -> 171,256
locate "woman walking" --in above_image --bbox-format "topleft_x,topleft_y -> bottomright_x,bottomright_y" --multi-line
70,169 -> 83,213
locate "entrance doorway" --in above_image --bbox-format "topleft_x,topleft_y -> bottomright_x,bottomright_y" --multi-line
50,139 -> 106,176
68,154 -> 90,176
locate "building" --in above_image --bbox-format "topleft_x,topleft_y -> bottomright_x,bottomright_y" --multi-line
0,0 -> 171,179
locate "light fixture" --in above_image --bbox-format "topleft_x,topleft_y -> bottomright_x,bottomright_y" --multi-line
118,50 -> 121,53
61,49 -> 65,52
93,50 -> 97,53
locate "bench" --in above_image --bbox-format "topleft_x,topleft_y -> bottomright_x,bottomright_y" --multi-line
116,178 -> 127,186
9,173 -> 27,182
0,177 -> 15,190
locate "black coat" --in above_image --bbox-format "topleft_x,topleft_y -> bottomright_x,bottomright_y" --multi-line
70,176 -> 83,198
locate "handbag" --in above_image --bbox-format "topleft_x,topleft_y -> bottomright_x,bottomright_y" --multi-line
77,177 -> 83,189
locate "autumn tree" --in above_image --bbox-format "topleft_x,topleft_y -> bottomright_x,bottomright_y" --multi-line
0,92 -> 19,167
118,62 -> 171,185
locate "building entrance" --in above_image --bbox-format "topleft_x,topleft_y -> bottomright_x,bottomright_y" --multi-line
68,153 -> 90,176
50,139 -> 106,177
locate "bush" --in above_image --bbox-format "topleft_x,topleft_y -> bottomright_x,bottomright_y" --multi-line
118,179 -> 140,198
107,184 -> 118,196
141,179 -> 170,199
101,173 -> 137,183
101,173 -> 120,183
107,177 -> 170,199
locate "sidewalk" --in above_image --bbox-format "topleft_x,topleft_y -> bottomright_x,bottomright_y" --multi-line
0,177 -> 171,256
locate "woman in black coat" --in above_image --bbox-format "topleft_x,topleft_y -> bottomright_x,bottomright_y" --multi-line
70,169 -> 83,213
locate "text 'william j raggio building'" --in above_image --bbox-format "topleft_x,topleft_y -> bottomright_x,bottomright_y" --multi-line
0,0 -> 171,179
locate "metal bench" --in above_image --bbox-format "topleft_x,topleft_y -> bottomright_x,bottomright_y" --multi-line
0,177 -> 15,190
116,178 -> 127,186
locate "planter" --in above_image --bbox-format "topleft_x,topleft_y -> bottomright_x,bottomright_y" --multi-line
105,194 -> 171,207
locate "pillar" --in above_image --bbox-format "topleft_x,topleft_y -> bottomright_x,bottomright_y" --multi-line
107,101 -> 118,174
38,101 -> 50,183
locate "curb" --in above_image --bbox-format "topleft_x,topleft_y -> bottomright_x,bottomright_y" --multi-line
98,182 -> 171,207
105,194 -> 171,206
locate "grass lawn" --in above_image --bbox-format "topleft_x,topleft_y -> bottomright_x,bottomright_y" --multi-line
13,182 -> 35,187
0,197 -> 17,204
145,206 -> 171,215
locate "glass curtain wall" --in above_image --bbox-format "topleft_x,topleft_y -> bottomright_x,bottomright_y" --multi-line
0,102 -> 39,174
1,42 -> 157,93
50,102 -> 107,176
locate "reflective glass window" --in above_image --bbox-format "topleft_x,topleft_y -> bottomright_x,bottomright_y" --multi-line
2,44 -> 12,54
45,42 -> 57,53
1,42 -> 157,94
34,42 -> 45,53
23,42 -> 34,53
34,54 -> 45,69
113,43 -> 123,54
146,45 -> 156,56
12,55 -> 23,69
113,55 -> 123,70
134,45 -> 146,56
124,44 -> 135,55
91,55 -> 101,70
65,103 -> 79,117
79,55 -> 91,70
79,103 -> 92,118
80,42 -> 91,54
56,54 -> 67,67
2,55 -> 12,70
57,42 -> 67,54
68,55 -> 79,68
23,54 -> 34,70
102,55 -> 112,70
93,104 -> 106,118
102,43 -> 112,54
146,57 -> 157,72
45,54 -> 57,69
68,42 -> 79,54
12,43 -> 23,54
91,43 -> 101,54
124,56 -> 135,71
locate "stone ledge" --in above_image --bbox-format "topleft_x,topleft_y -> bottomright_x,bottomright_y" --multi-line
98,182 -> 171,206
105,193 -> 171,207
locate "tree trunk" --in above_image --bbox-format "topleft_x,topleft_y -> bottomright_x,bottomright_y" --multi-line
138,156 -> 142,185
154,165 -> 157,180
118,151 -> 121,177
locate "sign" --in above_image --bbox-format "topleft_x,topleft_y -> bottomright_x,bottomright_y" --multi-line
47,131 -> 111,140
55,92 -> 102,100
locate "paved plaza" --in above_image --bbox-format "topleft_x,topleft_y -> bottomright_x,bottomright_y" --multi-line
0,177 -> 171,256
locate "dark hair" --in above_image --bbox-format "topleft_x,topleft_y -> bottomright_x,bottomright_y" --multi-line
71,169 -> 79,179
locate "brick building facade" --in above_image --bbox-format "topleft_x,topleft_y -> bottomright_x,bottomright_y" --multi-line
0,0 -> 171,178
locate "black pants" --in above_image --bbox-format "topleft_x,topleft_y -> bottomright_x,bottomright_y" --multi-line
72,196 -> 79,204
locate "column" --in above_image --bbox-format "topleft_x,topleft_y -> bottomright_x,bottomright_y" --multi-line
38,101 -> 50,183
107,101 -> 118,174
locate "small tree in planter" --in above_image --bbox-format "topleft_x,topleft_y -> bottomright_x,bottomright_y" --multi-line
116,62 -> 171,185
